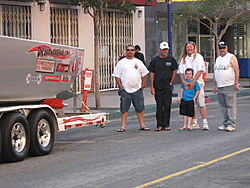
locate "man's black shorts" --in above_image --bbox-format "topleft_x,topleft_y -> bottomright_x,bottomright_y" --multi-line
179,99 -> 194,117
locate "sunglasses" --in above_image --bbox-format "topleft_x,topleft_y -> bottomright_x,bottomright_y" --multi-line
186,41 -> 195,44
126,49 -> 135,51
219,46 -> 226,49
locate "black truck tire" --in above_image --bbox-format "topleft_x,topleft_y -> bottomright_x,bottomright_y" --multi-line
0,129 -> 2,157
27,109 -> 54,156
0,112 -> 30,162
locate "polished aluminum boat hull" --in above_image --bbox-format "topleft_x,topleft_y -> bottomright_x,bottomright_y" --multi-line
0,36 -> 84,104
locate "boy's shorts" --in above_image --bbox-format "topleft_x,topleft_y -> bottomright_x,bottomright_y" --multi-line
180,99 -> 194,117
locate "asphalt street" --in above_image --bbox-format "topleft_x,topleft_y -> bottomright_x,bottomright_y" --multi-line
0,96 -> 250,188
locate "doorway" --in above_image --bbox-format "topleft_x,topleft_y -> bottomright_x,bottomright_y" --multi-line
188,35 -> 215,73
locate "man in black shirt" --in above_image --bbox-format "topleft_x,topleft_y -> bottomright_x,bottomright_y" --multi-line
134,45 -> 146,66
148,42 -> 178,131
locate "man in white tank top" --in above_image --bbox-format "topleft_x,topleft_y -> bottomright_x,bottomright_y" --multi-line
213,41 -> 240,131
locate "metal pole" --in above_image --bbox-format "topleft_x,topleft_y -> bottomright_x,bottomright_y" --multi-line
167,0 -> 178,96
73,80 -> 77,113
167,0 -> 172,56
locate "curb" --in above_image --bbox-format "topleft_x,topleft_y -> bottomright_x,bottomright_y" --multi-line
106,89 -> 250,120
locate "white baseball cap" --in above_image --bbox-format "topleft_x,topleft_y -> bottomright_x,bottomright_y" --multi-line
159,42 -> 169,50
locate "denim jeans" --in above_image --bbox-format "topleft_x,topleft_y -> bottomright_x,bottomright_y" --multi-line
217,85 -> 237,127
120,88 -> 144,113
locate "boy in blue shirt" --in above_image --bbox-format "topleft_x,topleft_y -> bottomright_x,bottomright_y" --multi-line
179,68 -> 200,131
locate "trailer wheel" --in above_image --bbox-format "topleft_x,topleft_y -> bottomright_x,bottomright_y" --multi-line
27,109 -> 54,156
0,112 -> 30,162
0,130 -> 2,157
100,124 -> 105,128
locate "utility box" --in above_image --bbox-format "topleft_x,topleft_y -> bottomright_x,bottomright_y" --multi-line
238,58 -> 250,78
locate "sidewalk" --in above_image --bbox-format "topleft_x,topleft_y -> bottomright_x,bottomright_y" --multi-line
64,77 -> 250,120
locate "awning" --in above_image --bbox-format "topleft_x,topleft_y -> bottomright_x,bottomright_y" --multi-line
111,0 -> 157,6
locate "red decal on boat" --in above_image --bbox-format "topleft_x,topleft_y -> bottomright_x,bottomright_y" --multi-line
28,45 -> 74,59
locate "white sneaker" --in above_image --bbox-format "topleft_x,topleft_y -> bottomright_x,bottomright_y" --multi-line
218,125 -> 226,131
191,123 -> 200,130
203,122 -> 209,130
225,126 -> 236,132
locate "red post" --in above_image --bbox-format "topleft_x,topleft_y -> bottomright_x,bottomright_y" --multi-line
82,68 -> 92,112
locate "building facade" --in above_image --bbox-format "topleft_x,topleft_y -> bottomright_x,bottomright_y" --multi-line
0,0 -> 151,91
2,0 -> 249,91
145,1 -> 250,73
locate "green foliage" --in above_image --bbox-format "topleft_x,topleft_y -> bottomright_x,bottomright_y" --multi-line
178,0 -> 250,40
179,0 -> 250,23
69,0 -> 153,14
70,0 -> 103,8
111,0 -> 137,13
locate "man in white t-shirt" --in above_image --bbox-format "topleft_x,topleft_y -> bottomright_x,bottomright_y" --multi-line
213,41 -> 240,131
112,45 -> 150,132
178,41 -> 209,130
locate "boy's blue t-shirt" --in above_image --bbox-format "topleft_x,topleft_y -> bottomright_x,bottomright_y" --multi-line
180,79 -> 201,101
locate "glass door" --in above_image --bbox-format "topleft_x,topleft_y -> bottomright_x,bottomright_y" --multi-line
188,35 -> 215,72
200,36 -> 215,73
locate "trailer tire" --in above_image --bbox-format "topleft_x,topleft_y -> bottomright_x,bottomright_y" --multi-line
27,109 -> 54,156
0,112 -> 30,162
0,130 -> 2,157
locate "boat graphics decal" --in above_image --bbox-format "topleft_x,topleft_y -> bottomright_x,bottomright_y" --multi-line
43,75 -> 71,83
44,75 -> 61,82
61,75 -> 71,82
28,45 -> 74,59
26,74 -> 42,84
56,63 -> 70,73
36,60 -> 56,73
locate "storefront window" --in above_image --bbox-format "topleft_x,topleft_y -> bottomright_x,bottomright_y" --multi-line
187,19 -> 197,34
156,13 -> 168,45
172,14 -> 187,61
200,19 -> 211,35
188,36 -> 196,44
234,23 -> 247,59
246,22 -> 250,58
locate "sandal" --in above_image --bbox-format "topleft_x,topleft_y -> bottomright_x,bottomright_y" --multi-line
155,127 -> 163,131
179,127 -> 186,131
186,128 -> 193,131
117,128 -> 126,132
139,127 -> 150,131
165,127 -> 171,131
